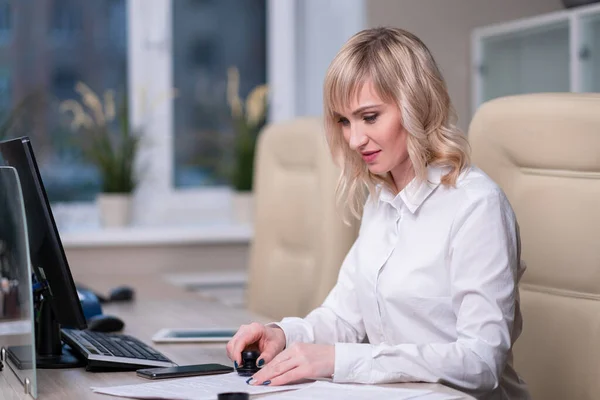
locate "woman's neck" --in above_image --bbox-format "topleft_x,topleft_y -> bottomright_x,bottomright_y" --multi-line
390,162 -> 415,194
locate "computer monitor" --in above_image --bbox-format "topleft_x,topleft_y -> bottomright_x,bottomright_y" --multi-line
0,136 -> 87,369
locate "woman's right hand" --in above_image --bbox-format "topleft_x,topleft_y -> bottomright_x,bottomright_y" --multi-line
226,322 -> 287,367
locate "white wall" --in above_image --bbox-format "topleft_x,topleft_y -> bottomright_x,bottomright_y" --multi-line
366,0 -> 564,131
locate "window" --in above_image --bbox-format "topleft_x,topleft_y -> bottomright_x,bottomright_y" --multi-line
108,0 -> 127,51
0,2 -> 127,203
0,1 -> 11,41
172,0 -> 267,188
0,68 -> 11,110
51,0 -> 83,42
51,68 -> 79,101
0,0 -> 365,231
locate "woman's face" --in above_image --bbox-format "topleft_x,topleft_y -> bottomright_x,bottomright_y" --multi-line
337,80 -> 412,183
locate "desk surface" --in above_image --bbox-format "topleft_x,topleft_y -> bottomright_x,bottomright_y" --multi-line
2,277 -> 474,400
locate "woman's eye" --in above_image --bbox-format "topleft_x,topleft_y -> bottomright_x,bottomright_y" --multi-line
337,117 -> 349,126
364,114 -> 378,123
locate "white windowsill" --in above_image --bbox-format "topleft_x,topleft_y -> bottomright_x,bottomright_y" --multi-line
60,223 -> 253,248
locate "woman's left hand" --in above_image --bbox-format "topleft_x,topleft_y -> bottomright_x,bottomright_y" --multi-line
247,343 -> 335,386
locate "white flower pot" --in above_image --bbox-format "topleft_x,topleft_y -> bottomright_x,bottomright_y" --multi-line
97,193 -> 132,227
232,191 -> 254,225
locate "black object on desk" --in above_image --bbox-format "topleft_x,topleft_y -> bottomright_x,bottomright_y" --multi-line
108,286 -> 134,302
137,363 -> 233,380
87,314 -> 125,333
236,350 -> 260,376
218,393 -> 249,400
77,284 -> 135,304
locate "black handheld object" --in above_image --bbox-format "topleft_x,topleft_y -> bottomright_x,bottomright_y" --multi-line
136,363 -> 233,380
218,393 -> 249,400
236,350 -> 260,377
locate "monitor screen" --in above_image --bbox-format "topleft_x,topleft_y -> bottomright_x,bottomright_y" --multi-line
0,137 -> 87,330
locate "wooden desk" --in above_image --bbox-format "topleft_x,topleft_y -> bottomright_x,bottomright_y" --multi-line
1,278 -> 474,399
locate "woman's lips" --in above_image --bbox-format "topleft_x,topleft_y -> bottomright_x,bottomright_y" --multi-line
361,150 -> 380,163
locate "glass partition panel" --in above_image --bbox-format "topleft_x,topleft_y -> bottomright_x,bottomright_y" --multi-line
0,166 -> 37,398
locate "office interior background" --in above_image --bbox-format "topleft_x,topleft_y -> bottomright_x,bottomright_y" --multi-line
0,0 -> 591,303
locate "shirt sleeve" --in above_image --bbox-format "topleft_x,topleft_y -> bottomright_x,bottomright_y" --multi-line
332,189 -> 521,394
268,233 -> 367,348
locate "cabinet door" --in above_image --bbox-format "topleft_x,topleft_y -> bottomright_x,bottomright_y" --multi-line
579,11 -> 600,92
477,20 -> 570,104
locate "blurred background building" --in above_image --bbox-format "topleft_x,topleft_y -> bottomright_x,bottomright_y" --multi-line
0,0 -> 127,202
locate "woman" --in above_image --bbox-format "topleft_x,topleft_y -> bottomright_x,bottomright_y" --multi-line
226,27 -> 530,399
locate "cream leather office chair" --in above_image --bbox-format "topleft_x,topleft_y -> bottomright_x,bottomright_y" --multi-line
246,117 -> 359,321
469,93 -> 600,400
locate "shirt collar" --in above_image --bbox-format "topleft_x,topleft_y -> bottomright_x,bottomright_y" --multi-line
379,165 -> 447,214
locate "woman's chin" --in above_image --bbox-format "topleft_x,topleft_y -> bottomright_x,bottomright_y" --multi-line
367,164 -> 389,175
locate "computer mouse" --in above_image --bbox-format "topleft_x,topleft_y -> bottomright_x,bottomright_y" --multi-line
87,314 -> 125,333
109,286 -> 135,302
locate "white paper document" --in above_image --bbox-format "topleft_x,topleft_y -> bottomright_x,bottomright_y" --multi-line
265,381 -> 437,400
410,393 -> 462,400
91,372 -> 312,400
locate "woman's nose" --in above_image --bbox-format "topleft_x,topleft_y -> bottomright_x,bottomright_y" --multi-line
348,126 -> 368,150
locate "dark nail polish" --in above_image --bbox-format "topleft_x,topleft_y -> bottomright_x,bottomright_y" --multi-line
246,378 -> 253,385
257,359 -> 264,367
262,380 -> 271,386
234,361 -> 239,369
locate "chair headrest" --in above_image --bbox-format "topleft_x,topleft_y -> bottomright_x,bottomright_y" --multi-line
469,93 -> 600,297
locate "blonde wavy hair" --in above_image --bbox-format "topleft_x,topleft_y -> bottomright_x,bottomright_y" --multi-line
324,27 -> 470,220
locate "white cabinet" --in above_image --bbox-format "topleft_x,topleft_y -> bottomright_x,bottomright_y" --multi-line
471,2 -> 600,116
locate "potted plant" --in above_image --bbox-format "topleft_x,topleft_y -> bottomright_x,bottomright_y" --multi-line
226,66 -> 268,224
60,82 -> 140,227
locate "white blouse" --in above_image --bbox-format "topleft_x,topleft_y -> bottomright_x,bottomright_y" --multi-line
274,165 -> 530,400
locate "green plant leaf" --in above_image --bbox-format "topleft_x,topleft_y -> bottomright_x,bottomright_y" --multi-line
229,109 -> 266,191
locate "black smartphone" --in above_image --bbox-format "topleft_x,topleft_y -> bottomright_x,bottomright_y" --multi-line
136,363 -> 234,380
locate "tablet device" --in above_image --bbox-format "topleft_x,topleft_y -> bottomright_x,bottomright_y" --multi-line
152,328 -> 238,343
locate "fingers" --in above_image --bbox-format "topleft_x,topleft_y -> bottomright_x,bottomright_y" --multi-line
226,322 -> 264,365
246,343 -> 332,387
263,366 -> 309,386
249,354 -> 296,386
255,345 -> 280,366
254,325 -> 286,365
260,326 -> 287,365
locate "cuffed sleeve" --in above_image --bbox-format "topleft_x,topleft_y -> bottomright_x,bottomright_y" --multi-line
267,318 -> 314,348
